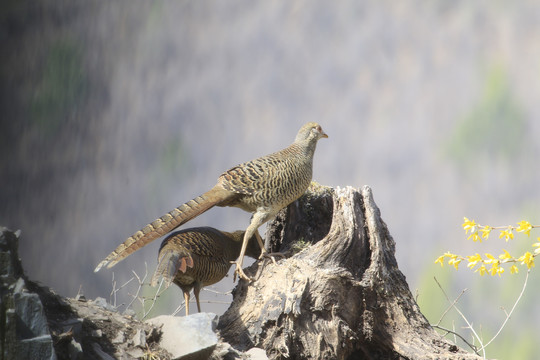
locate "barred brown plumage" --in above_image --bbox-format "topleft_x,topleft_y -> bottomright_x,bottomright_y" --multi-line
94,122 -> 328,281
150,227 -> 261,316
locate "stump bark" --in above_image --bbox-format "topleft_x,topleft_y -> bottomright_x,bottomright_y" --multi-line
218,184 -> 482,360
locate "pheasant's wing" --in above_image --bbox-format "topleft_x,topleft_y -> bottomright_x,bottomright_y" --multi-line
150,241 -> 194,288
219,152 -> 291,195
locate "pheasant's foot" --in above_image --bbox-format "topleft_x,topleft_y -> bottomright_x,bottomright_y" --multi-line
259,251 -> 286,265
232,261 -> 252,282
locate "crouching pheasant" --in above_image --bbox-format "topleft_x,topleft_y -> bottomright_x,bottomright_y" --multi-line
150,227 -> 261,315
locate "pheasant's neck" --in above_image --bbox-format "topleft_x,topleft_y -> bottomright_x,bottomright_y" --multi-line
291,139 -> 318,160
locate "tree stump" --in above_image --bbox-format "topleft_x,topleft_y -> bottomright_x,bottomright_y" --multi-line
218,184 -> 482,359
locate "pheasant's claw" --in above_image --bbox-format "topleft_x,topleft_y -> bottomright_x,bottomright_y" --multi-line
259,251 -> 286,265
232,260 -> 252,282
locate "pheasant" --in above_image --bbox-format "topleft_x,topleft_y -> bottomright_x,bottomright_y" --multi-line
95,122 -> 328,280
150,227 -> 261,315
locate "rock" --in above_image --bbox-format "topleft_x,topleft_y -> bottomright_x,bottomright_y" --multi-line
92,296 -> 116,312
17,335 -> 57,360
130,328 -> 146,347
13,292 -> 51,338
68,339 -> 83,359
60,317 -> 83,337
0,227 -> 23,279
146,313 -> 218,360
125,347 -> 145,358
111,330 -> 125,344
0,227 -> 57,360
13,276 -> 25,293
91,343 -> 115,360
246,347 -> 269,360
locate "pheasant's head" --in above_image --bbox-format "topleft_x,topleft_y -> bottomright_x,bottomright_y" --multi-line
295,122 -> 328,143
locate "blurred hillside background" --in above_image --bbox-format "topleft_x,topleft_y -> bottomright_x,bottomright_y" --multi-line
2,1 -> 540,358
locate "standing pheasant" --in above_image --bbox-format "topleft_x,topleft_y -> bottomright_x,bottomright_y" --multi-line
150,227 -> 261,315
94,122 -> 328,280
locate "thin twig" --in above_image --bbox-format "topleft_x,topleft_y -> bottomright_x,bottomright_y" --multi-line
203,287 -> 232,295
125,264 -> 148,312
479,269 -> 530,351
172,303 -> 185,316
431,324 -> 478,353
435,287 -> 468,326
108,262 -> 237,318
110,273 -> 136,309
142,278 -> 165,319
433,277 -> 484,357
452,320 -> 457,345
110,272 -> 117,307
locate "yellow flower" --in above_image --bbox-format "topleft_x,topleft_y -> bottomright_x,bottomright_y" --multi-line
484,253 -> 498,264
499,250 -> 512,261
463,217 -> 476,234
448,257 -> 462,270
516,221 -> 532,236
468,232 -> 481,242
467,253 -> 482,269
510,265 -> 519,274
518,252 -> 535,269
533,240 -> 540,255
499,228 -> 514,242
476,265 -> 487,276
435,255 -> 446,267
481,226 -> 492,239
490,263 -> 504,277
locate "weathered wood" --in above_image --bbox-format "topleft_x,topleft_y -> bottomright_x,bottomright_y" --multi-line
218,185 -> 483,359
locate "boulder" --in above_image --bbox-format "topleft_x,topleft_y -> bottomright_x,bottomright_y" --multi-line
146,312 -> 219,360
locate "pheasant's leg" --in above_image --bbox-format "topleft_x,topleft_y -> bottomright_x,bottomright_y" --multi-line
193,283 -> 202,313
254,230 -> 267,255
233,221 -> 257,282
183,291 -> 190,316
234,211 -> 271,282
254,231 -> 285,264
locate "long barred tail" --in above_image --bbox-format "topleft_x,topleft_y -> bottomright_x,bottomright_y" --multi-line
94,187 -> 229,272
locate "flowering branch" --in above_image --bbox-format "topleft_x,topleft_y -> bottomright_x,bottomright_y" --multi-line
435,218 -> 539,276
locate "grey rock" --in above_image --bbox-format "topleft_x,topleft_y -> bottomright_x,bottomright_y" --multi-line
146,313 -> 218,360
61,317 -> 83,337
112,330 -> 125,344
125,347 -> 145,359
17,335 -> 57,360
209,342 -> 246,360
123,308 -> 136,317
130,328 -> 146,347
13,277 -> 26,293
0,251 -> 12,278
69,339 -> 83,359
1,228 -> 56,360
75,293 -> 87,302
91,342 -> 116,360
92,296 -> 116,311
246,348 -> 269,360
0,228 -> 23,280
14,292 -> 50,338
